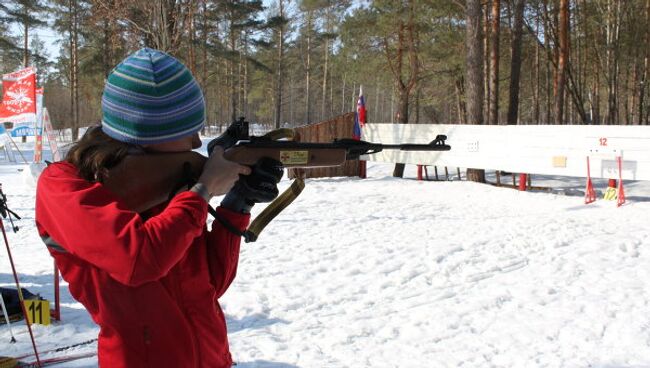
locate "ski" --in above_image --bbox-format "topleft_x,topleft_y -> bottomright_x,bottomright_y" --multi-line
13,339 -> 97,361
17,352 -> 96,367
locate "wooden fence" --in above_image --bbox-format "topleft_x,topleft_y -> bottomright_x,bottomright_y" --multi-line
288,112 -> 360,179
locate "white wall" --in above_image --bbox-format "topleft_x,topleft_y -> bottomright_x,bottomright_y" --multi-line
361,124 -> 650,181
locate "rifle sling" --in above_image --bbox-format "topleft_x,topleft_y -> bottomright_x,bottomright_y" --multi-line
243,178 -> 305,243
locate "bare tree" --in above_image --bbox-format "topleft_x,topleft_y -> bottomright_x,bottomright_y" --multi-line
69,0 -> 80,140
272,0 -> 289,128
554,0 -> 569,124
640,0 -> 650,124
378,0 -> 419,178
465,0 -> 486,182
489,0 -> 500,125
466,0 -> 484,126
507,0 -> 525,125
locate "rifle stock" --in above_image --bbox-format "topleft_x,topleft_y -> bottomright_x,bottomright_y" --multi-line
224,146 -> 347,168
103,151 -> 206,213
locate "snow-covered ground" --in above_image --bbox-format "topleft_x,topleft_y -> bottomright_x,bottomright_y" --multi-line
1,137 -> 650,367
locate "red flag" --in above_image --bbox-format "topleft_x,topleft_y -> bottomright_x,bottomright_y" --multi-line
353,87 -> 366,140
0,67 -> 37,123
353,87 -> 368,178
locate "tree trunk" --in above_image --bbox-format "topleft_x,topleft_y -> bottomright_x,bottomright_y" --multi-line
244,40 -> 249,118
507,0 -> 525,125
390,1 -> 419,178
229,22 -> 237,122
543,1 -> 552,124
466,168 -> 486,182
188,4 -> 196,74
489,0 -> 500,125
465,0 -> 486,182
23,12 -> 29,67
321,38 -> 329,122
466,0 -> 484,126
483,0 -> 491,125
415,82 -> 420,124
392,91 -> 410,178
321,11 -> 330,122
533,12 -> 541,124
455,74 -> 467,124
554,0 -> 569,124
274,0 -> 285,129
639,0 -> 649,124
340,73 -> 345,115
238,39 -> 243,120
69,0 -> 80,140
23,6 -> 29,143
605,0 -> 621,124
305,11 -> 312,124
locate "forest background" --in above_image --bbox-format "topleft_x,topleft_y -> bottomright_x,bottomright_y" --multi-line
1,0 -> 649,141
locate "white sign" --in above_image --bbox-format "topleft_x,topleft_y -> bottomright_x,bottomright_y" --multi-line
362,124 -> 650,181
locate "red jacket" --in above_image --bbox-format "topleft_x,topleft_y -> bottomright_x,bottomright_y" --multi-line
35,161 -> 249,368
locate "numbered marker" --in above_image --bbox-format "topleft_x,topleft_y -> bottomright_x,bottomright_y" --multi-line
24,299 -> 51,326
603,187 -> 617,201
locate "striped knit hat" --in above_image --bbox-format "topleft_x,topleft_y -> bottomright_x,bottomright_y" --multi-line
101,48 -> 205,144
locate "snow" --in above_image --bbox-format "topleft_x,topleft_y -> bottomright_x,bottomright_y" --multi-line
1,137 -> 650,367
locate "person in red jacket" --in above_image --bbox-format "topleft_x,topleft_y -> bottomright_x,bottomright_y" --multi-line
35,48 -> 282,367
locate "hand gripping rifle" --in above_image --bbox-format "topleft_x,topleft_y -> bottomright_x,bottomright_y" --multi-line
104,118 -> 451,242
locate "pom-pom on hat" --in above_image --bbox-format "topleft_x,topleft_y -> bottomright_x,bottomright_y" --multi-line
101,48 -> 205,145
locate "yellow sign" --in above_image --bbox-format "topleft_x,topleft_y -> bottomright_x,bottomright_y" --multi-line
603,187 -> 617,201
279,150 -> 309,165
24,299 -> 51,325
552,156 -> 567,168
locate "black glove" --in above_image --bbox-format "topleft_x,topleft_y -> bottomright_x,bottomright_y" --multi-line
208,118 -> 249,155
220,157 -> 284,214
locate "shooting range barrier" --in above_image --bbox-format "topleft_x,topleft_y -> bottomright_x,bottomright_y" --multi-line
361,123 -> 650,205
361,124 -> 650,180
288,112 -> 360,179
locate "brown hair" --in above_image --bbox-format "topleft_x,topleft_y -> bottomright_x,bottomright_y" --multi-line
65,125 -> 137,183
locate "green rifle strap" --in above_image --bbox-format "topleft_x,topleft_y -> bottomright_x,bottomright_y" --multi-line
243,177 -> 305,243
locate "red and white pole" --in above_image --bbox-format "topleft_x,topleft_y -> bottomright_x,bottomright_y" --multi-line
617,156 -> 626,207
585,157 -> 596,204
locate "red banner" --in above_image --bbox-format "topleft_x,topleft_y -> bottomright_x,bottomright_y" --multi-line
0,67 -> 37,123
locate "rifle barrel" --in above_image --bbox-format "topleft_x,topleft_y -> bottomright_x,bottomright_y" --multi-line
378,143 -> 451,151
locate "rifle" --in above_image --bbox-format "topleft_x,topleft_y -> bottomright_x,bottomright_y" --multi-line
218,118 -> 450,167
104,118 -> 451,242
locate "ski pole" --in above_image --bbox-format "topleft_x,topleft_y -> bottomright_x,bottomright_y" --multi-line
0,185 -> 41,367
0,291 -> 17,343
